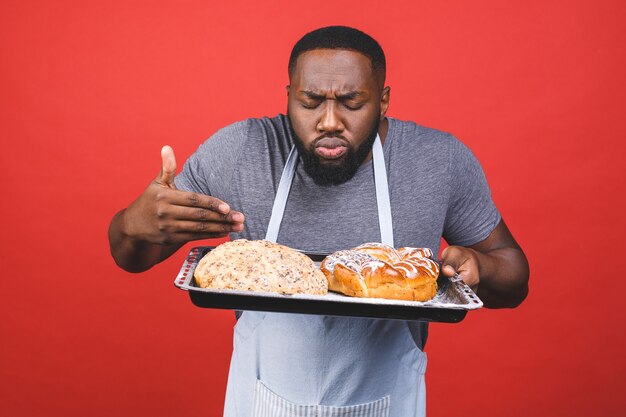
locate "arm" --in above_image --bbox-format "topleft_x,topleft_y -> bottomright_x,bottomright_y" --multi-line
108,146 -> 245,273
440,219 -> 529,308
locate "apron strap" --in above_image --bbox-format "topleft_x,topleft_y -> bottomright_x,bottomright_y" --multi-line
372,136 -> 394,246
265,145 -> 299,243
265,135 -> 394,247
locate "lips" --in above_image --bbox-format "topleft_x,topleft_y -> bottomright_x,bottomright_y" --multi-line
314,137 -> 349,160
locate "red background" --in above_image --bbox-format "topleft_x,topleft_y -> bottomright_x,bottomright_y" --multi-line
1,0 -> 625,416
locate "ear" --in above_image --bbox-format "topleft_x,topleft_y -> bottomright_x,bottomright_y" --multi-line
286,85 -> 291,96
380,86 -> 391,119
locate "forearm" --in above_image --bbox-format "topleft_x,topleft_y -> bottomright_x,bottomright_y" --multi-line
474,247 -> 529,308
108,209 -> 181,273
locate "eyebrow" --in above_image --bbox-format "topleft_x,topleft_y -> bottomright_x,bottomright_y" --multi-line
300,90 -> 363,100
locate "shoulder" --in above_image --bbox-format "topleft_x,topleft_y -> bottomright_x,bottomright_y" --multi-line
174,115 -> 289,195
387,117 -> 459,150
195,114 -> 291,153
387,117 -> 465,167
388,117 -> 479,160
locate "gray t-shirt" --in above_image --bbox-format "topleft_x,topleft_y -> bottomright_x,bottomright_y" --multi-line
175,115 -> 500,411
176,114 -> 500,255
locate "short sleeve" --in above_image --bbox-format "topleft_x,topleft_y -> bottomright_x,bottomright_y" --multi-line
174,120 -> 250,197
442,138 -> 501,246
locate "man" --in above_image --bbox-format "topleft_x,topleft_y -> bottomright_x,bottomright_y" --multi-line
109,26 -> 529,417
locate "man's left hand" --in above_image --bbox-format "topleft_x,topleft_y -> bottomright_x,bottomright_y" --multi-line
440,246 -> 480,290
438,220 -> 530,308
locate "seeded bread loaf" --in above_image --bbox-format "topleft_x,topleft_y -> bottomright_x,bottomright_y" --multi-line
193,239 -> 328,295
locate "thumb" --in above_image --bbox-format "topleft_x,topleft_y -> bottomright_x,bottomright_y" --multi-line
440,246 -> 457,277
157,145 -> 177,188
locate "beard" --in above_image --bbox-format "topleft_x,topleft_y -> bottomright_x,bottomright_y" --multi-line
287,116 -> 380,186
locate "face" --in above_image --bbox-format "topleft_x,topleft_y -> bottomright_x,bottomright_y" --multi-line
287,49 -> 390,185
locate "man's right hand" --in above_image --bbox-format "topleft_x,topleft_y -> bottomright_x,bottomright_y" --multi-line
122,145 -> 245,245
108,146 -> 244,272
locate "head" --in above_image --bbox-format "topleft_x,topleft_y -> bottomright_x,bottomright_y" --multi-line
287,26 -> 390,185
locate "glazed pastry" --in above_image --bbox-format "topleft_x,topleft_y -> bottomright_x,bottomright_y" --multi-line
321,243 -> 439,301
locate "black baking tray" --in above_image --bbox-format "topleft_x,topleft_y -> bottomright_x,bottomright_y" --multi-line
174,246 -> 483,323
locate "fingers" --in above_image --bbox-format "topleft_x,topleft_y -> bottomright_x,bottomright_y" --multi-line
148,161 -> 246,242
152,189 -> 245,238
151,211 -> 244,245
440,246 -> 480,288
168,219 -> 244,235
440,247 -> 459,277
157,145 -> 177,188
166,205 -> 245,225
162,189 -> 238,215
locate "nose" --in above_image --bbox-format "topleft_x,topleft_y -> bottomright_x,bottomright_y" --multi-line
317,101 -> 344,135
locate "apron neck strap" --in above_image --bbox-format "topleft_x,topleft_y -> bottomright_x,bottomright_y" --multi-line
265,134 -> 394,247
372,135 -> 394,246
264,145 -> 298,243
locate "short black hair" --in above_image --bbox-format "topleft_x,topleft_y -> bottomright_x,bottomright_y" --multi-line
288,26 -> 386,78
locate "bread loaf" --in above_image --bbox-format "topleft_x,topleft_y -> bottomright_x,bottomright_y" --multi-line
321,243 -> 439,301
194,239 -> 328,295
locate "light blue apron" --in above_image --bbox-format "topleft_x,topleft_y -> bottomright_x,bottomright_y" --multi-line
223,136 -> 427,417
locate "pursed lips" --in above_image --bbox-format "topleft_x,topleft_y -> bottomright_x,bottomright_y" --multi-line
314,137 -> 349,160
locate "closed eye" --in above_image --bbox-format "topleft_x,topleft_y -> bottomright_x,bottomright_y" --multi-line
301,100 -> 322,109
342,101 -> 364,110
336,92 -> 365,110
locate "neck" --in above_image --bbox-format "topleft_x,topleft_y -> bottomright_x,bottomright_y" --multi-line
363,117 -> 388,164
378,117 -> 389,144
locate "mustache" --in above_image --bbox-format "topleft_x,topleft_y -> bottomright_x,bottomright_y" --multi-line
313,134 -> 348,144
